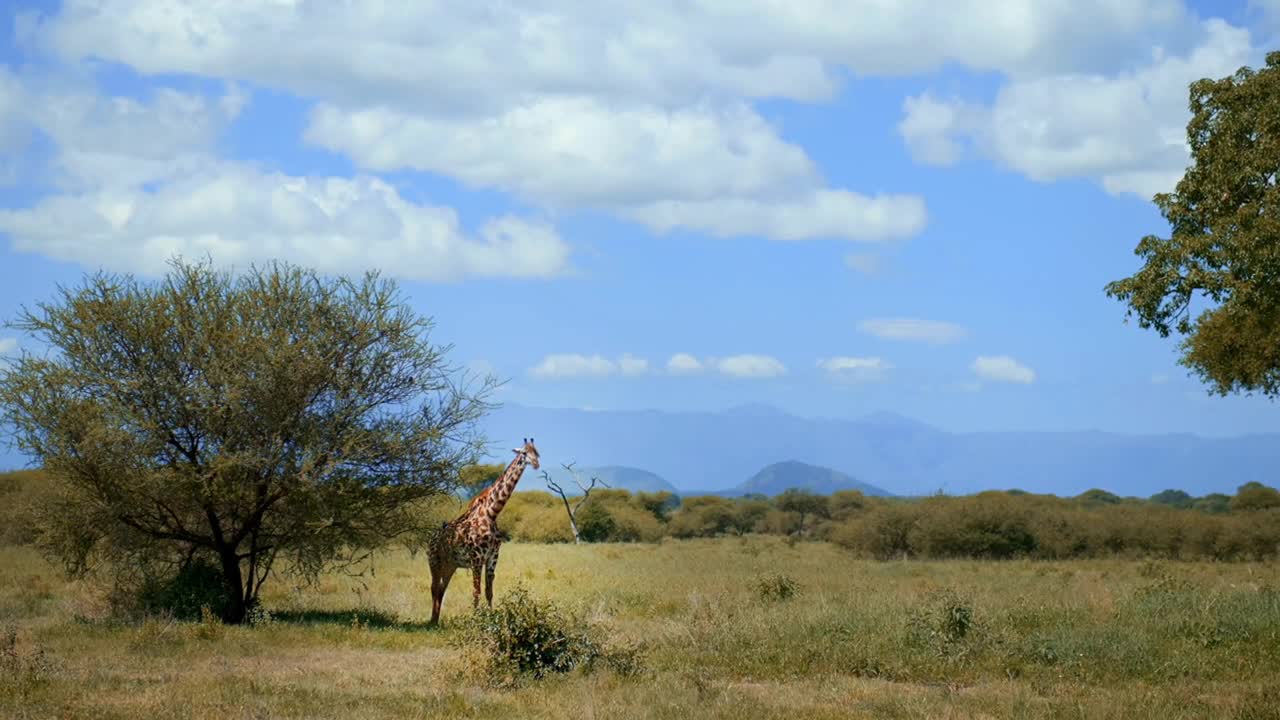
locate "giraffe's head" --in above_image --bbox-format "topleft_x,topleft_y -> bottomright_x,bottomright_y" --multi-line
513,437 -> 541,469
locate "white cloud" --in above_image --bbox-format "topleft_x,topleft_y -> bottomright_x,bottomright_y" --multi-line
898,20 -> 1260,198
618,353 -> 650,376
0,338 -> 18,356
36,1 -> 1195,103
0,166 -> 571,281
715,354 -> 786,379
307,100 -> 926,243
529,354 -> 618,379
667,353 -> 704,374
860,318 -> 968,344
971,355 -> 1037,384
528,352 -> 651,379
0,75 -> 570,281
844,253 -> 882,275
817,356 -> 892,382
1151,372 -> 1171,385
898,94 -> 972,166
628,191 -> 926,242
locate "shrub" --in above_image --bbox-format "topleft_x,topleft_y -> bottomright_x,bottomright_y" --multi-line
135,558 -> 232,621
754,573 -> 800,602
1,624 -> 58,702
906,589 -> 977,657
455,584 -> 644,682
830,503 -> 920,559
909,496 -> 1037,559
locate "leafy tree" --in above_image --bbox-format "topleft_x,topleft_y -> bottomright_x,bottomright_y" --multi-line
774,488 -> 830,536
1192,492 -> 1232,514
458,463 -> 506,499
667,496 -> 736,538
1231,481 -> 1280,511
1149,489 -> 1194,509
0,259 -> 494,623
1105,52 -> 1280,397
1076,488 -> 1121,506
632,490 -> 678,521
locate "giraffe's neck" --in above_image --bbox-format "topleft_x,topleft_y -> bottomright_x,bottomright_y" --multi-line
481,454 -> 528,522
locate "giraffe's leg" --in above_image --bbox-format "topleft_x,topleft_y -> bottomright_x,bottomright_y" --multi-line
430,564 -> 456,625
484,550 -> 499,608
470,559 -> 484,610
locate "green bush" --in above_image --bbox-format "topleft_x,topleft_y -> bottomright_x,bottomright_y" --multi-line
455,584 -> 644,681
754,573 -> 800,602
136,558 -> 232,621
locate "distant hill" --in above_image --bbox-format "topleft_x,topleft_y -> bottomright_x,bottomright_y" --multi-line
579,466 -> 679,494
481,403 -> 1280,497
730,460 -> 892,497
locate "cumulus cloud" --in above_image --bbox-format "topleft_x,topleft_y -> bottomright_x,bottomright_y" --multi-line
628,191 -> 925,242
528,353 -> 650,379
859,318 -> 968,344
898,20 -> 1260,198
667,353 -> 705,374
0,338 -> 18,356
665,352 -> 786,378
817,356 -> 892,382
0,166 -> 571,281
618,353 -> 650,376
0,75 -> 570,281
35,1 -> 1195,103
715,354 -> 787,379
528,354 -> 618,379
971,355 -> 1037,384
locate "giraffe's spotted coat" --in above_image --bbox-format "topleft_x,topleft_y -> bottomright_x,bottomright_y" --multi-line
426,437 -> 540,624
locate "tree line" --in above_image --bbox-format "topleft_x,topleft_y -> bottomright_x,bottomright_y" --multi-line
484,482 -> 1280,561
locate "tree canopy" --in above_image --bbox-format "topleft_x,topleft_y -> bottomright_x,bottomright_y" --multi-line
0,259 -> 495,622
1106,51 -> 1280,397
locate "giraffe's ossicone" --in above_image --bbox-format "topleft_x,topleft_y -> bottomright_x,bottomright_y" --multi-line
426,437 -> 540,625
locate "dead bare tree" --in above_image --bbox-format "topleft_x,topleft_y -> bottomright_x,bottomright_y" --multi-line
543,462 -> 609,544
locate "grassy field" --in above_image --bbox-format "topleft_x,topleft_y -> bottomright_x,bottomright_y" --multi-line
3,537 -> 1280,719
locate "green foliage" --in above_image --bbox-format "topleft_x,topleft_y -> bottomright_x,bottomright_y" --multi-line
1231,482 -> 1280,511
1150,489 -> 1194,508
1105,52 -> 1280,398
906,589 -> 976,651
667,496 -> 737,538
458,464 -> 506,499
910,495 -> 1038,559
1076,488 -> 1122,506
0,259 -> 494,623
1193,493 -> 1232,514
753,573 -> 800,602
773,488 -> 830,536
135,559 -> 232,622
455,584 -> 644,682
0,470 -> 57,546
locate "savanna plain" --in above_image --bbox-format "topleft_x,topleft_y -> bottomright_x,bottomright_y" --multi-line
3,536 -> 1279,720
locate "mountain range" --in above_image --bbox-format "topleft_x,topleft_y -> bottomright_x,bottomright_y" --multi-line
484,403 -> 1280,497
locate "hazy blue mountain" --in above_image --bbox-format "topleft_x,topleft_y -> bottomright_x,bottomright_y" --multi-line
482,403 -> 1280,497
731,460 -> 892,497
579,466 -> 679,494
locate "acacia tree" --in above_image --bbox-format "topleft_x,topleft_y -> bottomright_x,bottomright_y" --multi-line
542,462 -> 608,544
0,259 -> 495,623
1106,52 -> 1280,397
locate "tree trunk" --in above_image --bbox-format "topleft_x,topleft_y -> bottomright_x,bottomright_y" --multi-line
218,547 -> 249,624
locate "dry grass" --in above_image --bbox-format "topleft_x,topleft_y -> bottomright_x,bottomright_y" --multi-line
2,538 -> 1279,719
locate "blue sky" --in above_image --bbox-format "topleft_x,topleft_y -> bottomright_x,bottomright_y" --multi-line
2,1 -> 1280,471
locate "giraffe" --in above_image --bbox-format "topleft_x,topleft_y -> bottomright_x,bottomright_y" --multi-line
426,437 -> 541,625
